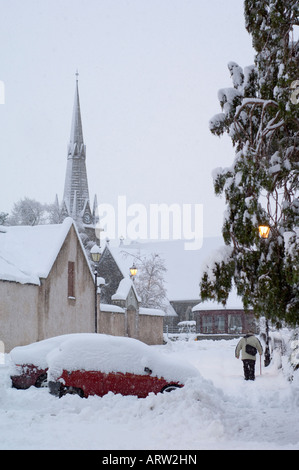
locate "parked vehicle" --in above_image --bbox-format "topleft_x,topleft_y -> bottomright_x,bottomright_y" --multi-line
10,334 -> 84,389
47,334 -> 199,398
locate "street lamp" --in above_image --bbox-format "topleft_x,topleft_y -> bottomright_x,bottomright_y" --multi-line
130,263 -> 138,281
258,225 -> 271,366
91,244 -> 101,333
259,225 -> 270,239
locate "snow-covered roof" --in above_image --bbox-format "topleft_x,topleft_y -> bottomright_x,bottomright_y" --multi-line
139,307 -> 165,317
111,277 -> 141,302
192,288 -> 246,312
0,218 -> 80,285
100,303 -> 125,314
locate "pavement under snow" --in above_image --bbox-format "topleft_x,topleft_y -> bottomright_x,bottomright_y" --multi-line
1,337 -> 299,450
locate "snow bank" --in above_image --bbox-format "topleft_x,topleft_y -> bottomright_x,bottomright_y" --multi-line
2,338 -> 299,450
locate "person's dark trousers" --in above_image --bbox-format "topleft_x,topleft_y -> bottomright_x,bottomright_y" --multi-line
242,359 -> 256,380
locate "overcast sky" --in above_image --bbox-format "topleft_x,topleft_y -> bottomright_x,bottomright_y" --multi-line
0,0 -> 256,238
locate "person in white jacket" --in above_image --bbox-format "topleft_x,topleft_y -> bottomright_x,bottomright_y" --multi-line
235,333 -> 263,380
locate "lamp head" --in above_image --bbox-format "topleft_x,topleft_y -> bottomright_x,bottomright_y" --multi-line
90,244 -> 101,262
130,263 -> 138,277
259,225 -> 270,239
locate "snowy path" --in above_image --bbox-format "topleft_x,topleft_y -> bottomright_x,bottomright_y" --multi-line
163,339 -> 299,449
0,338 -> 299,450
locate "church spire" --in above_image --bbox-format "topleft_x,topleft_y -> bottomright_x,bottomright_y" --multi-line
61,73 -> 92,223
68,71 -> 85,158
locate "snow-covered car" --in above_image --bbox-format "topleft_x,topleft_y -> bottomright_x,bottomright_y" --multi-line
47,333 -> 199,398
10,334 -> 84,389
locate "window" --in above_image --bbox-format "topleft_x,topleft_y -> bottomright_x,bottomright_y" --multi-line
68,261 -> 75,299
228,314 -> 242,334
214,314 -> 226,333
201,314 -> 213,334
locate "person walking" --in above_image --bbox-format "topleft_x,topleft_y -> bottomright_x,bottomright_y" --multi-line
235,332 -> 263,380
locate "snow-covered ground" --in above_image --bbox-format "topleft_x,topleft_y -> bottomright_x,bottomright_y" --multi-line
1,337 -> 299,450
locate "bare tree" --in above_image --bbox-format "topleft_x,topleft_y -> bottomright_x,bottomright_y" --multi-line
133,252 -> 168,310
8,197 -> 46,226
44,201 -> 62,224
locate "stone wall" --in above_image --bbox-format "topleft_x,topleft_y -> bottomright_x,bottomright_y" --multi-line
98,304 -> 164,345
0,281 -> 39,351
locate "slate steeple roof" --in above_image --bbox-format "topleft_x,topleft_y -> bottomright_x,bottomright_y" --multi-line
61,73 -> 96,226
69,73 -> 85,156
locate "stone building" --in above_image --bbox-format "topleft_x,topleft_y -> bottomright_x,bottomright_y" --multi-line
0,218 -> 95,351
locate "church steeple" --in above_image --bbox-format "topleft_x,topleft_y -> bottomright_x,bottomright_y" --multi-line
61,73 -> 94,226
69,72 -> 85,156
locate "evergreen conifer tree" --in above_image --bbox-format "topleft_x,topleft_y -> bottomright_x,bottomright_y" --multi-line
200,0 -> 299,327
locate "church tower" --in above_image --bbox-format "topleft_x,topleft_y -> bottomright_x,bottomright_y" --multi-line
60,73 -> 97,228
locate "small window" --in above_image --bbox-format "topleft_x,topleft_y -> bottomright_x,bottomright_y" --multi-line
214,314 -> 226,333
228,314 -> 242,334
68,261 -> 75,299
201,314 -> 213,334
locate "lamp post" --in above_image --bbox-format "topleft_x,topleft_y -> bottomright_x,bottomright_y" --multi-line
91,244 -> 101,333
258,224 -> 271,366
130,263 -> 138,281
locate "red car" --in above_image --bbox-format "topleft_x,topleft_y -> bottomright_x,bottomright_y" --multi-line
47,334 -> 199,398
10,334 -> 84,389
11,363 -> 48,389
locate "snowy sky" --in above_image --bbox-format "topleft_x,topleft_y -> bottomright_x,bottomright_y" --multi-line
0,0 -> 255,238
